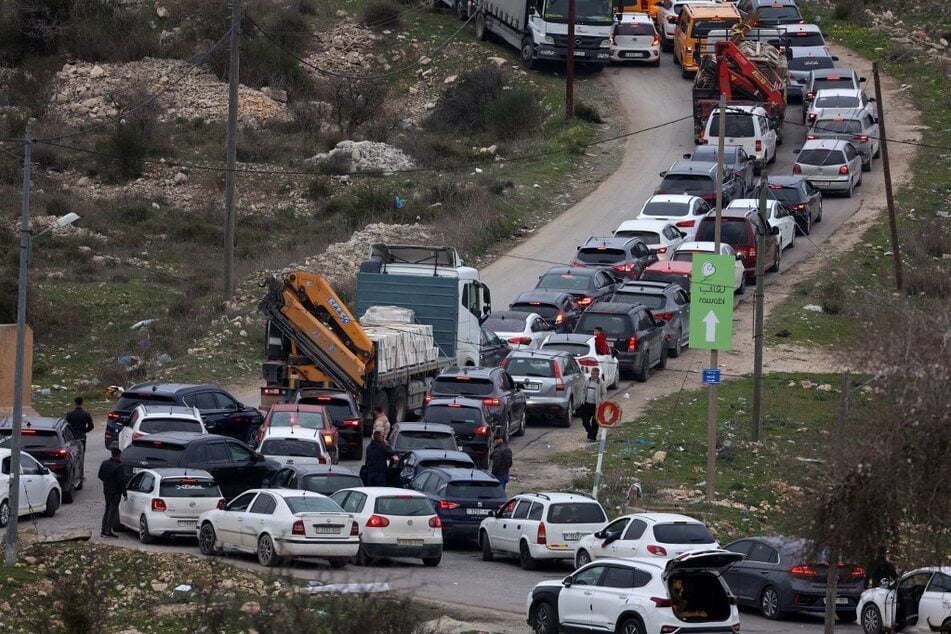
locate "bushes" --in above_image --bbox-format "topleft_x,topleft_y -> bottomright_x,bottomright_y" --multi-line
574,100 -> 604,124
362,0 -> 403,29
426,65 -> 506,134
63,0 -> 159,63
487,87 -> 544,140
317,76 -> 390,136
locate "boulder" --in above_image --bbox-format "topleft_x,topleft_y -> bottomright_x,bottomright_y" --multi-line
310,140 -> 415,175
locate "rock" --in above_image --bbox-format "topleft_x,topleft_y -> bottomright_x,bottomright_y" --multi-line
443,74 -> 457,84
310,140 -> 416,175
77,176 -> 91,187
239,329 -> 248,338
88,65 -> 106,79
488,56 -> 507,66
651,450 -> 667,464
173,172 -> 188,185
155,5 -> 169,18
816,383 -> 834,392
940,38 -> 949,48
240,601 -> 261,615
151,202 -> 160,210
335,9 -> 348,17
151,581 -> 169,592
424,101 -> 437,110
419,56 -> 432,65
261,87 -> 288,103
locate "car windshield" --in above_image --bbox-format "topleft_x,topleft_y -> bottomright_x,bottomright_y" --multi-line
575,248 -> 627,265
483,315 -> 528,332
260,438 -> 323,458
692,147 -> 738,163
641,201 -> 690,217
423,406 -> 484,425
658,174 -> 713,195
654,523 -> 717,544
697,219 -> 748,243
284,496 -> 343,514
2,429 -> 60,449
790,55 -> 835,71
431,377 -> 495,397
504,357 -> 555,378
159,478 -> 220,497
124,442 -> 185,465
268,410 -> 325,429
544,0 -> 614,23
419,459 -> 473,470
547,502 -> 607,524
813,119 -> 862,134
374,495 -> 435,516
541,342 -> 590,356
707,113 -> 754,137
510,303 -> 561,320
393,431 -> 457,452
575,314 -> 633,337
301,473 -> 363,494
815,95 -> 859,109
615,22 -> 655,35
766,185 -> 804,202
692,18 -> 740,37
139,418 -> 203,434
611,291 -> 667,309
613,230 -> 660,245
537,273 -> 593,291
798,149 -> 846,166
446,481 -> 506,498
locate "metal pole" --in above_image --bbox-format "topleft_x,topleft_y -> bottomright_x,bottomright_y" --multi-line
871,63 -> 902,291
592,425 -> 607,498
565,0 -> 576,120
5,121 -> 32,566
751,175 -> 767,442
706,93 -> 726,502
223,0 -> 241,299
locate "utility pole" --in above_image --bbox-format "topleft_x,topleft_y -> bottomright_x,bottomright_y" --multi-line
823,371 -> 851,633
223,0 -> 241,299
6,120 -> 32,566
705,93 -> 725,503
565,0 -> 576,120
751,175 -> 767,442
872,63 -> 902,291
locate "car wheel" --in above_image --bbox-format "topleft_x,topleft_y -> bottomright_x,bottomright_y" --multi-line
0,500 -> 9,528
635,354 -> 650,383
669,328 -> 682,357
422,553 -> 442,567
532,600 -> 557,634
657,344 -> 668,370
802,212 -> 812,236
760,585 -> 783,620
860,603 -> 883,634
862,156 -> 872,172
520,36 -> 536,70
618,615 -> 646,634
62,476 -> 75,504
257,533 -> 281,567
519,541 -> 537,570
43,489 -> 60,517
559,399 -> 572,428
514,412 -> 527,437
474,11 -> 487,40
199,522 -> 219,556
575,548 -> 592,569
737,273 -> 747,295
769,246 -> 781,273
139,515 -> 156,544
328,557 -> 348,569
481,532 -> 495,561
355,543 -> 373,566
609,368 -> 620,390
846,176 -> 855,198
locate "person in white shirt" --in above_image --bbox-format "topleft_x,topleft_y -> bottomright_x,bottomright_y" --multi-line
579,367 -> 605,442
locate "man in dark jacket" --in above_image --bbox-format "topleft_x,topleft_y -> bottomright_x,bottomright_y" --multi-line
65,396 -> 94,449
97,447 -> 126,538
364,431 -> 396,486
490,436 -> 513,493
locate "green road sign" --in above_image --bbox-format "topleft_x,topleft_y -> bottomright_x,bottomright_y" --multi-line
688,254 -> 735,350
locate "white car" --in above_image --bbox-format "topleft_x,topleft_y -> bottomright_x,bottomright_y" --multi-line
118,404 -> 206,450
611,13 -> 660,64
198,488 -> 359,568
671,241 -> 746,293
857,566 -> 951,634
574,512 -> 719,568
0,447 -> 61,527
726,199 -> 797,250
613,218 -> 688,260
527,550 -> 744,634
259,427 -> 333,465
777,23 -> 826,48
704,105 -> 779,172
805,88 -> 874,125
794,138 -> 864,197
331,486 -> 443,566
655,0 -> 720,51
538,333 -> 620,390
119,468 -> 223,543
636,194 -> 712,242
483,310 -> 553,350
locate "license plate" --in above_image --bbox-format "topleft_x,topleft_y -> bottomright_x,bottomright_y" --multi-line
814,181 -> 829,187
524,383 -> 540,391
397,539 -> 424,546
314,526 -> 340,534
466,508 -> 492,516
177,520 -> 196,527
822,597 -> 850,605
573,51 -> 586,57
624,52 -> 648,58
564,532 -> 583,541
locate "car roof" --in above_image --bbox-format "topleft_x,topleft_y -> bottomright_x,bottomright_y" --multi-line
335,486 -> 427,498
512,290 -> 576,304
582,301 -> 643,314
767,175 -> 806,186
437,366 -> 502,378
711,206 -> 760,220
813,88 -> 863,98
134,405 -> 201,419
267,403 -> 327,413
279,463 -> 358,475
712,104 -> 766,115
543,265 -> 600,277
665,160 -> 717,175
542,334 -> 594,347
139,468 -> 215,479
621,512 -> 708,524
675,241 -> 719,252
127,431 -> 208,446
0,416 -> 64,430
645,260 -> 693,273
392,422 -> 455,433
684,4 -> 740,16
778,22 -> 822,32
616,280 -> 676,293
506,348 -> 573,361
517,491 -> 600,503
615,218 -> 676,232
790,45 -> 834,57
617,11 -> 651,22
644,193 -> 702,205
126,382 -> 219,395
691,144 -> 742,156
425,396 -> 488,409
586,557 -> 666,572
580,236 -> 643,249
262,427 -> 325,442
809,67 -> 858,79
405,449 -> 473,461
485,310 -> 538,321
801,138 -> 853,151
256,488 -> 332,499
726,198 -> 779,211
422,466 -> 499,482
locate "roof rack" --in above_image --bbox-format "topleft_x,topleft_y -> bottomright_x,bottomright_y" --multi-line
526,492 -> 551,500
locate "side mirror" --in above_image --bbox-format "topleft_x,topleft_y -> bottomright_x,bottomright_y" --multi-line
771,226 -> 780,235
594,529 -> 605,539
562,576 -> 573,587
682,153 -> 692,159
39,466 -> 51,476
659,171 -> 667,177
859,77 -> 867,82
737,253 -> 744,261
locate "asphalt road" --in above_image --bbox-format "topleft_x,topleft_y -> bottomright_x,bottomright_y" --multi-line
21,55 -> 889,632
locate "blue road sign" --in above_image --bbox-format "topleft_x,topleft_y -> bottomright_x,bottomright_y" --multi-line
702,368 -> 721,385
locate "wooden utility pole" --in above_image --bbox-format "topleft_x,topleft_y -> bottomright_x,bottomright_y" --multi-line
751,175 -> 767,442
565,0 -> 576,120
872,63 -> 902,291
823,371 -> 851,633
223,0 -> 241,299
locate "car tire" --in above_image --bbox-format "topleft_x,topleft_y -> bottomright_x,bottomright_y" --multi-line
559,399 -> 572,428
481,532 -> 494,561
137,515 -> 156,544
657,345 -> 668,370
769,246 -> 781,273
802,212 -> 812,236
846,176 -> 855,198
760,585 -> 783,620
860,603 -> 883,634
388,386 -> 408,424
531,600 -> 557,634
62,477 -> 75,504
0,500 -> 9,528
862,156 -> 872,172
328,557 -> 348,569
635,354 -> 650,383
737,273 -> 747,295
575,548 -> 592,569
609,368 -> 620,390
355,543 -> 373,566
198,522 -> 219,556
618,615 -> 646,634
669,328 -> 682,357
257,533 -> 281,567
422,554 -> 442,567
519,540 -> 538,570
513,412 -> 526,437
43,489 -> 60,517
520,36 -> 537,70
474,11 -> 488,41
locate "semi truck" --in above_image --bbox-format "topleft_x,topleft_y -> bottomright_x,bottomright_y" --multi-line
259,244 -> 492,424
471,0 -> 615,69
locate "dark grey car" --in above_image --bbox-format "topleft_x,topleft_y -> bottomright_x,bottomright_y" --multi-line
610,281 -> 690,358
573,302 -> 667,382
501,350 -> 586,427
684,144 -> 755,195
510,290 -> 583,333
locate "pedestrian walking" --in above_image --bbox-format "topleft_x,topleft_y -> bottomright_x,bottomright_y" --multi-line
579,367 -> 605,442
97,447 -> 126,538
363,431 -> 396,486
372,406 -> 390,438
65,396 -> 94,450
593,327 -> 611,356
490,436 -> 513,493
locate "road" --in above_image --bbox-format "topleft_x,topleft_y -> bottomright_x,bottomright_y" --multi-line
23,52 -> 895,631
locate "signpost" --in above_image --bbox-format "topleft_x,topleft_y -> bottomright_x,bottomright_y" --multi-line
688,254 -> 735,351
592,400 -> 621,498
701,368 -> 721,384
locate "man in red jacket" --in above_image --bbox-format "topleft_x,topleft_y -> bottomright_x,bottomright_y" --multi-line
594,327 -> 611,356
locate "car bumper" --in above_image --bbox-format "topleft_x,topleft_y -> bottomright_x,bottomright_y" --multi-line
525,399 -> 571,418
274,538 -> 360,558
526,541 -> 582,561
786,590 -> 862,615
613,350 -> 647,372
535,44 -> 610,63
338,430 -> 362,456
611,48 -> 660,62
805,175 -> 852,191
145,514 -> 204,536
360,541 -> 443,559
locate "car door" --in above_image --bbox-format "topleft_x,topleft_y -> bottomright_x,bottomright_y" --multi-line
562,357 -> 586,407
119,472 -> 146,527
845,143 -> 862,184
737,148 -> 754,190
592,517 -> 632,559
739,540 -> 780,602
19,453 -> 48,513
226,439 -> 267,494
673,288 -> 691,337
663,224 -> 687,256
610,518 -> 648,559
216,491 -> 258,550
499,372 -> 526,432
768,203 -> 795,249
589,565 -> 654,631
488,498 -> 519,553
722,539 -> 754,601
244,491 -> 278,549
480,327 -> 509,368
560,564 -> 607,629
638,309 -> 662,365
529,315 -> 552,349
195,440 -> 236,497
60,426 -> 82,486
760,115 -> 777,157
131,472 -> 155,527
918,572 -> 951,633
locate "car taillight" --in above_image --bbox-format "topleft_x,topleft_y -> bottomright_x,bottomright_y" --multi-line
508,336 -> 532,345
805,91 -> 815,101
536,522 -> 547,545
656,246 -> 667,255
855,135 -> 869,142
553,362 -> 565,392
675,219 -> 695,228
555,313 -> 565,325
749,245 -> 757,257
701,193 -> 716,202
292,520 -> 305,535
851,566 -> 866,578
793,164 -> 802,174
107,411 -> 120,421
322,434 -> 334,446
483,398 -> 501,407
423,394 -> 433,405
474,425 -> 490,437
627,336 -> 638,352
216,498 -> 226,509
350,521 -> 360,536
612,263 -> 635,273
792,203 -> 806,210
318,455 -> 327,464
839,165 -> 849,174
654,312 -> 672,321
47,448 -> 69,458
807,134 -> 816,140
438,500 -> 460,510
366,514 -> 390,528
647,544 -> 668,556
390,455 -> 400,464
577,296 -> 593,307
788,564 -> 819,576
667,15 -> 677,23
755,139 -> 762,152
429,515 -> 442,528
132,432 -> 143,441
651,597 -> 672,607
151,498 -> 167,512
652,34 -> 660,45
578,357 -> 599,367
344,418 -> 360,428
808,113 -> 816,122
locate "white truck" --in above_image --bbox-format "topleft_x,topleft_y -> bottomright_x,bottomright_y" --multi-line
471,0 -> 615,69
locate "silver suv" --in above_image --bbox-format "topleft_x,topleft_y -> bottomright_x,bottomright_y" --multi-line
501,350 -> 586,427
809,112 -> 880,171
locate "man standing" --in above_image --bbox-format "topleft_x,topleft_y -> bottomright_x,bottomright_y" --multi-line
593,327 -> 611,356
364,431 -> 396,486
65,396 -> 94,449
490,436 -> 513,493
372,406 -> 390,438
97,447 -> 126,538
579,367 -> 605,442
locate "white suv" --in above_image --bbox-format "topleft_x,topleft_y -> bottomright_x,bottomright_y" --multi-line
574,512 -> 719,568
479,492 -> 607,569
118,405 -> 206,450
703,105 -> 779,173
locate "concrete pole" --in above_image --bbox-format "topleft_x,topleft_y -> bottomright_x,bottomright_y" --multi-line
565,0 -> 576,120
751,175 -> 767,442
223,0 -> 241,299
872,63 -> 902,291
706,93 -> 725,502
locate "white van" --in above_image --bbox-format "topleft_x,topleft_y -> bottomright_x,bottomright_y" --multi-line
703,105 -> 778,174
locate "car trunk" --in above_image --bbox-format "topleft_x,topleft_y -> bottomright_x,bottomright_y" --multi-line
545,502 -> 607,546
504,357 -> 557,398
664,550 -> 743,623
797,148 -> 846,179
614,23 -> 656,58
294,512 -> 354,539
157,478 -> 221,520
441,481 -> 506,523
374,495 -> 439,541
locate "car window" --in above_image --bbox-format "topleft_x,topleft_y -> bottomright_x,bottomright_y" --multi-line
140,418 -> 203,434
249,493 -> 277,515
927,572 -> 951,593
484,315 -> 528,332
725,540 -> 753,557
413,472 -> 432,491
513,500 -> 532,519
447,480 -> 505,498
423,405 -> 484,425
600,566 -> 638,588
659,174 -> 714,195
748,542 -> 778,563
563,358 -> 582,376
641,200 -> 691,217
5,428 -> 60,449
127,472 -> 146,492
186,392 -> 218,410
527,502 -> 544,520
138,473 -> 155,492
541,342 -> 591,356
392,430 -> 457,452
268,410 -> 325,429
227,491 -> 257,512
638,312 -> 654,330
504,357 -> 555,378
63,427 -> 75,442
261,438 -> 323,458
653,523 -> 716,544
227,441 -> 256,463
213,391 -> 239,410
537,272 -> 594,291
374,495 -> 435,516
547,502 -> 607,524
342,491 -> 367,513
498,499 -> 517,519
575,314 -> 633,338
623,519 -> 647,540
301,473 -> 362,494
602,517 -> 629,538
708,113 -> 755,137
203,441 -> 230,462
573,565 -> 606,586
283,496 -> 342,513
696,218 -> 749,244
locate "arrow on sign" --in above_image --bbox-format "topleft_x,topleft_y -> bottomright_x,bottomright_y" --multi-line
703,310 -> 719,342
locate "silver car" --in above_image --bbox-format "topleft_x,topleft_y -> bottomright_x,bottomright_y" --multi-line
501,350 -> 586,428
793,139 -> 863,197
808,112 -> 880,171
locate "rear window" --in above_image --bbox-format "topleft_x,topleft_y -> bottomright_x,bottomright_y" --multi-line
374,495 -> 435,516
797,149 -> 846,165
575,248 -> 627,265
115,394 -> 176,410
611,291 -> 666,309
541,342 -> 590,356
423,405 -> 484,425
431,377 -> 495,397
503,357 -> 555,378
267,410 -> 325,429
691,18 -> 740,37
641,272 -> 689,291
814,119 -> 861,134
575,314 -> 633,338
658,174 -> 714,195
4,429 -> 60,448
696,218 -> 750,244
616,23 -> 655,35
653,522 -> 717,544
814,77 -> 855,91
446,481 -> 506,498
759,6 -> 801,20
641,201 -> 691,217
814,95 -> 859,109
392,431 -> 457,452
547,502 -> 607,524
612,230 -> 660,245
765,184 -> 804,202
790,55 -> 834,71
536,273 -> 592,291
296,396 -> 357,423
707,114 -> 754,137
140,418 -> 203,434
301,473 -> 363,494
690,147 -> 738,163
419,459 -> 472,470
284,496 -> 343,514
784,31 -> 823,46
483,315 -> 528,332
159,478 -> 220,497
124,442 -> 186,465
510,303 -> 561,320
260,438 -> 323,458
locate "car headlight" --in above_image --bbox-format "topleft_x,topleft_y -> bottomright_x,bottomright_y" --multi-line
600,39 -> 611,48
542,35 -> 555,45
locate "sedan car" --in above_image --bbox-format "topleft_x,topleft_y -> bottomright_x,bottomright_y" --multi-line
0,447 -> 61,527
510,291 -> 583,334
611,12 -> 660,64
722,535 -> 866,621
265,464 -> 363,495
411,467 -> 507,539
574,512 -> 719,568
502,350 -> 587,426
612,218 -> 688,260
483,310 -> 552,350
119,468 -> 223,543
794,138 -> 863,197
802,68 -> 866,118
857,566 -> 951,634
805,88 -> 874,125
538,333 -> 621,389
636,194 -> 713,242
726,198 -> 797,251
198,488 -> 359,568
394,448 -> 475,489
809,112 -> 881,171
331,486 -> 443,566
754,175 -> 823,235
535,265 -> 624,307
611,279 -> 692,356
683,144 -> 756,194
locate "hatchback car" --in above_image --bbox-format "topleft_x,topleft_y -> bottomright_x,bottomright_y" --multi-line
510,291 -> 583,334
722,535 -> 866,621
386,422 -> 459,467
857,566 -> 951,634
777,23 -> 826,48
611,219 -> 688,260
574,302 -> 667,382
611,280 -> 691,356
480,491 -> 608,569
421,397 -> 495,468
535,265 -> 623,307
331,486 -> 443,566
259,428 -> 333,466
793,138 -> 863,197
684,144 -> 755,194
483,310 -> 552,351
754,175 -> 823,235
291,389 -> 363,460
696,206 -> 781,280
412,467 -> 507,540
501,350 -> 586,427
725,198 -> 797,251
802,67 -> 866,117
117,405 -> 206,451
265,464 -> 363,495
570,238 -> 656,282
639,259 -> 694,293
788,46 -> 839,101
394,448 -> 475,488
611,12 -> 660,64
636,194 -> 713,242
426,365 -> 527,440
0,416 -> 83,503
703,105 -> 779,172
527,551 -> 744,634
257,403 -> 337,462
198,488 -> 359,568
656,160 -> 744,206
118,468 -> 223,543
809,112 -> 881,171
574,512 -> 719,568
736,0 -> 803,26
671,241 -> 746,294
539,333 -> 620,389
806,88 -> 875,125
0,447 -> 62,527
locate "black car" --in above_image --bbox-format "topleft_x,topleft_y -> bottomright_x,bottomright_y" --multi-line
426,366 -> 527,440
421,398 -> 495,469
573,302 -> 667,382
534,266 -> 622,309
571,237 -> 658,281
684,144 -> 755,195
394,449 -> 475,488
120,432 -> 280,499
611,280 -> 690,358
479,326 -> 512,368
107,383 -> 263,448
264,464 -> 363,495
411,467 -> 507,539
754,175 -> 823,235
657,160 -> 745,207
291,388 -> 363,460
509,291 -> 583,333
0,416 -> 84,503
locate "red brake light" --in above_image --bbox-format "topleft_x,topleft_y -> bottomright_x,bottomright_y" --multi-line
577,296 -> 594,307
755,140 -> 762,152
350,521 -> 360,536
555,313 -> 565,325
316,396 -> 332,402
107,411 -> 120,421
749,245 -> 757,257
851,566 -> 866,578
788,564 -> 819,576
805,91 -> 815,101
793,164 -> 802,174
21,429 -> 36,435
322,434 -> 334,445
216,498 -> 226,509
654,312 -> 673,321
651,597 -> 672,607
612,263 -> 635,273
627,336 -> 638,352
151,498 -> 167,512
553,362 -> 565,392
423,394 -> 433,405
132,432 -> 144,440
447,403 -> 462,408
656,247 -> 667,254
179,478 -> 197,484
674,219 -> 695,228
807,134 -> 817,140
429,515 -> 442,528
855,135 -> 869,142
508,337 -> 532,345
652,34 -> 660,45
536,522 -> 547,544
577,357 -> 599,367
667,15 -> 677,23
344,418 -> 360,428
437,500 -> 461,510
483,398 -> 502,406
47,448 -> 69,458
839,165 -> 849,174
647,544 -> 668,556
474,425 -> 490,437
366,515 -> 390,528
292,520 -> 305,535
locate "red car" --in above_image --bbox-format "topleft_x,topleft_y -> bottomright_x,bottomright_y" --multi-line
639,260 -> 693,293
257,404 -> 339,464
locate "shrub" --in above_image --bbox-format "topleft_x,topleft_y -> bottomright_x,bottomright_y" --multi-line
574,100 -> 604,124
487,87 -> 544,140
425,66 -> 506,134
563,124 -> 592,155
64,0 -> 159,62
317,75 -> 390,135
904,264 -> 951,298
289,100 -> 329,137
362,0 -> 402,29
95,122 -> 150,181
395,133 -> 467,168
833,0 -> 865,21
236,124 -> 282,163
303,177 -> 332,201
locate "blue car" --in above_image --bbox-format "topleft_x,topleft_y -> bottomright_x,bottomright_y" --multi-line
411,467 -> 506,539
394,448 -> 475,488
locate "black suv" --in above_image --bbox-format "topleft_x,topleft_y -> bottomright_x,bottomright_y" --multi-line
755,175 -> 823,235
0,416 -> 84,503
292,388 -> 363,461
426,366 -> 527,440
570,237 -> 658,280
611,280 -> 691,358
120,432 -> 280,499
107,383 -> 263,449
421,397 -> 496,469
573,302 -> 668,382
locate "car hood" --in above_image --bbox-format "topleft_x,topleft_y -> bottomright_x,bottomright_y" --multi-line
663,549 -> 744,579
